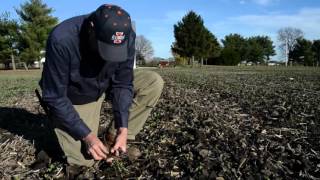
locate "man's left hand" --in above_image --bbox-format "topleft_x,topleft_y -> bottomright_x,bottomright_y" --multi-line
111,128 -> 128,156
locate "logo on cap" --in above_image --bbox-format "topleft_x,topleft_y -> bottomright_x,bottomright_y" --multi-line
111,32 -> 125,44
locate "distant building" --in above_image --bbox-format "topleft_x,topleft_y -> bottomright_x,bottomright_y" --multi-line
33,57 -> 46,68
158,60 -> 176,68
158,61 -> 169,68
267,61 -> 280,66
238,61 -> 253,66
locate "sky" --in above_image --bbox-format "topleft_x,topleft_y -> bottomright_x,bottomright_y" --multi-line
1,0 -> 320,60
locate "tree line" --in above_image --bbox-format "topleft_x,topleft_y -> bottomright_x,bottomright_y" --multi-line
172,11 -> 320,66
289,37 -> 320,66
1,2 -> 319,68
0,0 -> 57,69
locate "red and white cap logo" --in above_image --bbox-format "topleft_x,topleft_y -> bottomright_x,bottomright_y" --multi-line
111,32 -> 125,44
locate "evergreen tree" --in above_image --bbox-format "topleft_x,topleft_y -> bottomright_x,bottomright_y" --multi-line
172,11 -> 204,59
172,11 -> 219,65
200,28 -> 221,64
312,40 -> 320,66
220,34 -> 275,65
0,12 -> 19,69
247,37 -> 264,64
16,0 -> 58,66
221,34 -> 247,64
253,36 -> 276,62
290,38 -> 314,66
220,47 -> 241,66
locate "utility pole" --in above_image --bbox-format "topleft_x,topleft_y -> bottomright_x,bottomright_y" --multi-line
132,21 -> 137,69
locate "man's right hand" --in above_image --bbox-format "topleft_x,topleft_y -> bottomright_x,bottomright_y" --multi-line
83,133 -> 108,160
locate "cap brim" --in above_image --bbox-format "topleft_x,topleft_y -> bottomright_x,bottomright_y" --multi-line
97,40 -> 128,62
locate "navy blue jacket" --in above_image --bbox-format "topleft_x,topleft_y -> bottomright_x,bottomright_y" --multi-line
40,15 -> 136,140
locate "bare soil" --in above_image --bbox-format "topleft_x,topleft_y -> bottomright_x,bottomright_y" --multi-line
0,67 -> 319,179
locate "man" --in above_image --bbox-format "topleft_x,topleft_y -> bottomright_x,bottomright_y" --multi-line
40,4 -> 164,167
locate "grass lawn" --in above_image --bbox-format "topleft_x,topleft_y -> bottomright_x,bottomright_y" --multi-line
0,70 -> 41,105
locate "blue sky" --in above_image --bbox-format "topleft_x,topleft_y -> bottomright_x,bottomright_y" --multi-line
1,0 -> 320,60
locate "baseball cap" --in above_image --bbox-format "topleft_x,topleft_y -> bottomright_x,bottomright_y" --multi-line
91,4 -> 132,62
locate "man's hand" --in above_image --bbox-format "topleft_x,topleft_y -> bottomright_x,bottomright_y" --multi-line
111,128 -> 128,156
83,133 -> 108,160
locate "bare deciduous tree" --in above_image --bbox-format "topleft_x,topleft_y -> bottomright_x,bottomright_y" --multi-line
135,35 -> 154,65
278,27 -> 304,66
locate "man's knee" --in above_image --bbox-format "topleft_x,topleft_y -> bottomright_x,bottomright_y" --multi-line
134,70 -> 164,98
146,71 -> 164,94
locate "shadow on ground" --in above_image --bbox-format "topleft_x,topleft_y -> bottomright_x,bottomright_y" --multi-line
0,107 -> 64,162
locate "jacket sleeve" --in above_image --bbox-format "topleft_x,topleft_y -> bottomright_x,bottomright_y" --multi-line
110,31 -> 136,129
40,38 -> 91,140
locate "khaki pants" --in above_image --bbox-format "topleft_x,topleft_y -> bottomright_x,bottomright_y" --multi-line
54,70 -> 164,166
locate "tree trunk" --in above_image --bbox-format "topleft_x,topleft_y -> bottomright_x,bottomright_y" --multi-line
39,59 -> 42,69
192,56 -> 194,68
201,57 -> 203,67
4,62 -> 10,69
22,62 -> 29,71
11,53 -> 16,70
318,51 -> 320,67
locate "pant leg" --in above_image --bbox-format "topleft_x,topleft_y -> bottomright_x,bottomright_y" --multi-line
109,70 -> 164,139
54,94 -> 105,167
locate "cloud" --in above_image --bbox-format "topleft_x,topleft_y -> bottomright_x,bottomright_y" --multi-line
240,0 -> 246,5
253,0 -> 274,5
211,7 -> 320,60
240,0 -> 278,6
230,8 -> 320,39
